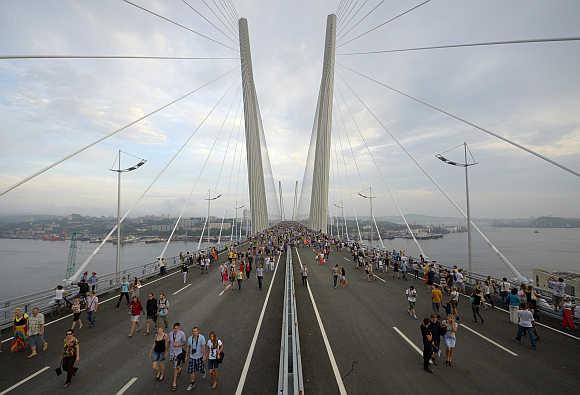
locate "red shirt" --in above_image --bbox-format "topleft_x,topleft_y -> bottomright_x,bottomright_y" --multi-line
130,301 -> 142,316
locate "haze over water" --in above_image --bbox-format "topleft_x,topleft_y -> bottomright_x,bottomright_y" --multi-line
1,226 -> 579,299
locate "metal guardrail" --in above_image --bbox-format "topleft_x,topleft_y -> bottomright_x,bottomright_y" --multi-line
0,255 -> 183,331
278,245 -> 304,395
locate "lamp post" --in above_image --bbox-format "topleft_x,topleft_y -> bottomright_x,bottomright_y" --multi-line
232,201 -> 246,243
358,185 -> 376,248
110,150 -> 146,284
334,202 -> 345,241
204,188 -> 222,245
436,142 -> 478,274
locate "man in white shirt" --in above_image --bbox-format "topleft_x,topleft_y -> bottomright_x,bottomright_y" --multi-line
27,307 -> 47,358
515,304 -> 537,350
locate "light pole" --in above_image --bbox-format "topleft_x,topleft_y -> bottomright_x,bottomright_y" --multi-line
232,201 -> 246,243
358,185 -> 376,248
334,202 -> 345,241
204,188 -> 222,245
436,142 -> 478,273
110,150 -> 146,284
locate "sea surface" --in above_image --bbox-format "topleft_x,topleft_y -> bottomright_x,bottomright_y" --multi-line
0,227 -> 579,299
0,239 -> 217,299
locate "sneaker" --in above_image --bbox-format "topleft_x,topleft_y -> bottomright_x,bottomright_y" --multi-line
43,342 -> 48,351
186,382 -> 197,391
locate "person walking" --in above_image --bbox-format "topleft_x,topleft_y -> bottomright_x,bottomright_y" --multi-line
186,326 -> 207,391
301,265 -> 308,286
116,277 -> 130,308
508,288 -> 521,324
562,296 -> 576,330
471,289 -> 485,324
431,285 -> 443,313
256,264 -> 264,290
206,331 -> 223,390
449,287 -> 459,317
88,272 -> 98,292
150,326 -> 168,382
332,264 -> 340,288
86,291 -> 98,328
515,303 -> 537,350
61,329 -> 80,388
157,292 -> 170,330
428,314 -> 445,365
10,308 -> 28,353
128,296 -> 143,337
159,258 -> 167,276
181,260 -> 189,284
236,269 -> 244,290
340,266 -> 347,288
27,307 -> 47,358
70,297 -> 83,330
145,293 -> 158,335
500,277 -> 511,308
420,318 -> 433,373
443,314 -> 458,366
169,323 -> 187,392
406,286 -> 418,319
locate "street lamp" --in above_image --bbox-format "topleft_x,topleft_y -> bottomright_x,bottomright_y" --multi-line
334,201 -> 346,241
436,142 -> 478,273
358,186 -> 376,248
204,188 -> 222,244
110,150 -> 146,284
232,201 -> 246,243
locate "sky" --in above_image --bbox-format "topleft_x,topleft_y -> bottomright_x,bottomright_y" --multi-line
1,0 -> 580,220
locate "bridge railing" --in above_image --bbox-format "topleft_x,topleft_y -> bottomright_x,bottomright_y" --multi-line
0,255 -> 181,332
278,245 -> 304,395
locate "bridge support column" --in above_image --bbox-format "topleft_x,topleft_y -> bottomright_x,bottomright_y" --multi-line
309,14 -> 336,232
239,18 -> 269,234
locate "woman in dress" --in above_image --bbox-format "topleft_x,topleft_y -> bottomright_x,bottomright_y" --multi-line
443,314 -> 458,366
70,297 -> 83,330
62,329 -> 80,388
150,326 -> 169,381
10,308 -> 28,352
206,331 -> 223,390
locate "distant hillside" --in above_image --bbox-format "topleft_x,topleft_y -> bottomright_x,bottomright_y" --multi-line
493,216 -> 580,228
378,214 -> 466,226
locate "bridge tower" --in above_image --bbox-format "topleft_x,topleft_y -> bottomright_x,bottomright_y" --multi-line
309,14 -> 336,232
239,18 -> 269,234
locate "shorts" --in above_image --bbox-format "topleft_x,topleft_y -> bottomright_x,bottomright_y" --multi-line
131,315 -> 140,322
152,351 -> 165,361
73,313 -> 81,322
408,301 -> 416,309
444,335 -> 456,349
208,359 -> 219,370
146,314 -> 157,322
187,357 -> 205,374
28,334 -> 44,350
170,352 -> 185,368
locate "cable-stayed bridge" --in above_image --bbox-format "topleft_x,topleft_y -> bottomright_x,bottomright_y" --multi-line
1,1 -> 579,394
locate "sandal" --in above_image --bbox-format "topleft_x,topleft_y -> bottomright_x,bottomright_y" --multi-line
171,385 -> 177,392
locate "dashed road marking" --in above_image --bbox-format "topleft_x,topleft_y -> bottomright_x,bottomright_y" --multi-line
218,284 -> 232,296
115,377 -> 138,395
0,366 -> 50,394
459,323 -> 518,356
172,283 -> 192,295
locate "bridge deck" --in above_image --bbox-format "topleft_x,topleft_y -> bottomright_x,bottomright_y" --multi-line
1,246 -> 579,394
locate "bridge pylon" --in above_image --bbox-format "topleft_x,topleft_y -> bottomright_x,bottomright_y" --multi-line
239,18 -> 269,234
309,14 -> 336,233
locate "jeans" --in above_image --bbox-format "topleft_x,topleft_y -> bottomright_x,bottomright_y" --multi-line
432,302 -> 440,313
302,276 -> 307,286
258,276 -> 263,290
62,356 -> 76,384
422,344 -> 432,370
333,275 -> 338,288
516,325 -> 536,348
87,311 -> 96,327
237,279 -> 242,290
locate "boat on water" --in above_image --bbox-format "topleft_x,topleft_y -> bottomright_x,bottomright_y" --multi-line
143,237 -> 166,244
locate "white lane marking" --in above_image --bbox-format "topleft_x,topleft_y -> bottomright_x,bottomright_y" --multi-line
295,248 -> 304,271
115,377 -> 138,395
343,257 -> 351,261
172,283 -> 192,295
392,326 -> 423,356
373,274 -> 386,283
297,248 -> 347,395
459,323 -> 518,356
0,366 -> 50,395
218,283 -> 232,296
235,253 -> 282,395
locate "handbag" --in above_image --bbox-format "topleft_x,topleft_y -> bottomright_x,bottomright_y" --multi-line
217,351 -> 225,364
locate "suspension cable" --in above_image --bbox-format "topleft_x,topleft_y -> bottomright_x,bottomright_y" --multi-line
213,99 -> 243,193
181,0 -> 236,43
122,0 -> 237,52
213,0 -> 237,35
335,85 -> 426,256
339,64 -> 580,178
68,78 -> 237,281
337,0 -> 432,48
339,73 -> 527,281
337,0 -> 370,37
0,54 -> 239,61
337,0 -> 384,44
338,0 -> 359,27
199,0 -> 237,39
159,85 -> 240,258
338,36 -> 580,55
0,69 -> 235,198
